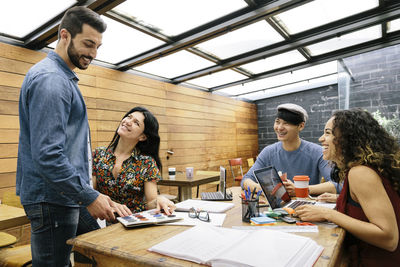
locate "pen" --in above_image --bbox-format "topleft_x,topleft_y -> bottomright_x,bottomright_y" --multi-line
251,187 -> 257,200
256,190 -> 262,201
243,191 -> 249,201
247,186 -> 251,200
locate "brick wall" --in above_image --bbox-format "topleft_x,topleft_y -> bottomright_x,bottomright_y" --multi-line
255,43 -> 400,152
344,44 -> 400,118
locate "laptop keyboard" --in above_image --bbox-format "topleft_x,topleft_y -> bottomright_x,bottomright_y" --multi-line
201,191 -> 224,200
287,200 -> 315,209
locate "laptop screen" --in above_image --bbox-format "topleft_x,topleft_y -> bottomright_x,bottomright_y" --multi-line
219,166 -> 226,196
253,166 -> 291,209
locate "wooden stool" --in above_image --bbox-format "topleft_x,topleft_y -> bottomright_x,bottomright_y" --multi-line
0,244 -> 32,267
0,232 -> 17,248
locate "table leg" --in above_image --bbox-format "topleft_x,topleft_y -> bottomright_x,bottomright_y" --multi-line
179,186 -> 192,201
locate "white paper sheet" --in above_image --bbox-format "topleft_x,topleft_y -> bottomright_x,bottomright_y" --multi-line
175,199 -> 235,213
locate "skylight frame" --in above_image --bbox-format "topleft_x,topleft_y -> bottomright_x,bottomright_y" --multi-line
273,0 -> 379,35
111,0 -> 248,37
195,20 -> 284,60
305,24 -> 382,56
133,50 -> 215,79
0,0 -> 77,39
217,61 -> 338,97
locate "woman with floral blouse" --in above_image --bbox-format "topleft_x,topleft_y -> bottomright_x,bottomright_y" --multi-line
92,106 -> 175,215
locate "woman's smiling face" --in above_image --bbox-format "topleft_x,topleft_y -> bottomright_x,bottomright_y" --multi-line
117,111 -> 147,143
319,117 -> 340,162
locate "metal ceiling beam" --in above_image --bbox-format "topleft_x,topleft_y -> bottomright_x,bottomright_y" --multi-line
233,72 -> 336,97
171,2 -> 400,84
105,10 -> 222,64
115,0 -> 309,71
266,17 -> 312,61
24,0 -> 126,50
105,10 -> 253,77
209,30 -> 400,92
245,0 -> 312,60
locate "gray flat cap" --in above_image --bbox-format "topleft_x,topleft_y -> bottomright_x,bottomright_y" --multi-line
277,103 -> 308,122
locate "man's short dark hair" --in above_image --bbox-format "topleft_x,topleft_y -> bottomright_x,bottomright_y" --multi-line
58,6 -> 107,39
276,103 -> 308,125
277,109 -> 304,125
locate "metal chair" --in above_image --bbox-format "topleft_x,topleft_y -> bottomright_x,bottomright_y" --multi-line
228,158 -> 244,183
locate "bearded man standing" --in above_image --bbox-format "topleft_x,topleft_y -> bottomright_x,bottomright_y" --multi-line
17,6 -> 130,266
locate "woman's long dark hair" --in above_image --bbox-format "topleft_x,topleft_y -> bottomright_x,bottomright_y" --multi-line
331,108 -> 400,194
107,106 -> 162,173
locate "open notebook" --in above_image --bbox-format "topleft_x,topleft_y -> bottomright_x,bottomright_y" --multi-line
149,224 -> 323,267
201,166 -> 232,201
253,166 -> 336,210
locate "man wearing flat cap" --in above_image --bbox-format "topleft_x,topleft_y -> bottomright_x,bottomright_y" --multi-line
242,103 -> 341,197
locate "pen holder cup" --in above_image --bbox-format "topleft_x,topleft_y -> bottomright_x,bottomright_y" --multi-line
241,199 -> 259,223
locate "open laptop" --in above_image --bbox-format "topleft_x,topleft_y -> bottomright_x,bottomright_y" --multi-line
201,166 -> 233,201
253,166 -> 336,209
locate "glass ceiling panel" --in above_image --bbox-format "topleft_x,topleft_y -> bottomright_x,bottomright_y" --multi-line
234,73 -> 338,101
133,50 -> 214,79
306,25 -> 381,56
0,0 -> 77,38
48,16 -> 165,65
219,73 -> 293,96
388,18 -> 400,33
240,50 -> 306,74
95,16 -> 164,64
219,61 -> 337,96
186,69 -> 247,89
274,0 -> 379,35
112,0 -> 247,37
196,21 -> 284,59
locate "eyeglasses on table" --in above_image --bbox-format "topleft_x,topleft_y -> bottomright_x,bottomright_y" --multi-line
188,207 -> 210,222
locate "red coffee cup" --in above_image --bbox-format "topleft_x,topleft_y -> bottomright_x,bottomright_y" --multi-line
293,175 -> 310,198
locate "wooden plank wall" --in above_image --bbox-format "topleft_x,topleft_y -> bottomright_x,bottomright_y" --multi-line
0,42 -> 258,199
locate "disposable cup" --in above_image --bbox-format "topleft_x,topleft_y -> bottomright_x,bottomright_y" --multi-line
185,167 -> 194,179
293,175 -> 310,199
168,167 -> 176,179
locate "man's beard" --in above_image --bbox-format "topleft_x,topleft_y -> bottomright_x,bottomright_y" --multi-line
67,40 -> 92,70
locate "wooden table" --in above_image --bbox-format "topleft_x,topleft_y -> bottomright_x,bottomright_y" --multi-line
68,187 -> 346,267
158,172 -> 219,201
0,204 -> 29,231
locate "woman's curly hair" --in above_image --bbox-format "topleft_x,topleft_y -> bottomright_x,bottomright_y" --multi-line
330,108 -> 400,194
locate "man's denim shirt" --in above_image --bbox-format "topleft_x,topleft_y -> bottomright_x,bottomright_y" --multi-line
16,51 -> 99,207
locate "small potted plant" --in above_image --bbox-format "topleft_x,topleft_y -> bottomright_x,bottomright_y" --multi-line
372,110 -> 400,143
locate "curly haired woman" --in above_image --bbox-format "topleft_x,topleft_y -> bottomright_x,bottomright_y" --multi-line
295,108 -> 400,266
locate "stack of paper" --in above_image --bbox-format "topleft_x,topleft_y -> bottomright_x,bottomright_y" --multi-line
175,199 -> 234,213
148,224 -> 323,267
